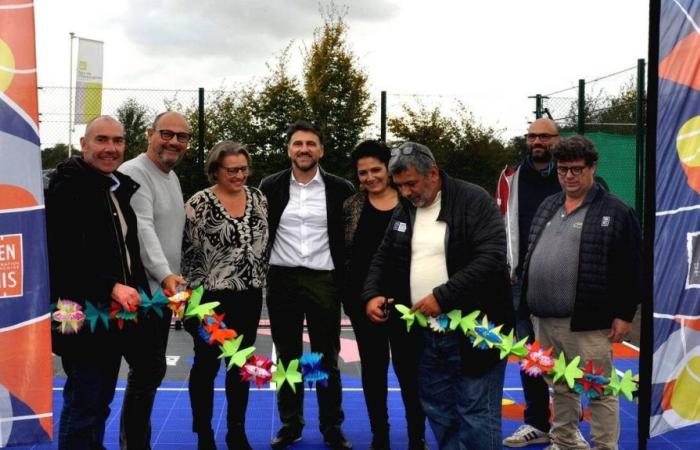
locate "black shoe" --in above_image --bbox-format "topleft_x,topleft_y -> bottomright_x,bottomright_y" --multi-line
408,438 -> 429,450
197,430 -> 217,450
323,429 -> 352,449
227,425 -> 252,450
270,427 -> 302,449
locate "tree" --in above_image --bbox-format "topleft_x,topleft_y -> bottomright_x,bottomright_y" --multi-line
116,98 -> 151,161
303,10 -> 373,178
253,47 -> 311,180
41,143 -> 73,169
389,103 -> 517,194
506,135 -> 528,162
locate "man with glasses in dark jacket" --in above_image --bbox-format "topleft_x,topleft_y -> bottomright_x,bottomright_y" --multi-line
521,136 -> 642,450
363,142 -> 513,450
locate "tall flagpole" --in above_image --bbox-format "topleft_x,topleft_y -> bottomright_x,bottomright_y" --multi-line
67,32 -> 75,158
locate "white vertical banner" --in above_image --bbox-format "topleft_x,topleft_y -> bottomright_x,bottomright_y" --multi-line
73,38 -> 103,125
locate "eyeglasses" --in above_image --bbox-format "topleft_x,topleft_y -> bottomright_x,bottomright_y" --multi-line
556,165 -> 587,176
526,133 -> 559,142
158,129 -> 191,143
390,144 -> 435,161
220,165 -> 249,176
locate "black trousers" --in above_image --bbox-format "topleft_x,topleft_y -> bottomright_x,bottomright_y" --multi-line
513,279 -> 551,432
348,302 -> 425,443
266,266 -> 344,435
185,288 -> 262,440
119,311 -> 170,449
59,315 -> 164,450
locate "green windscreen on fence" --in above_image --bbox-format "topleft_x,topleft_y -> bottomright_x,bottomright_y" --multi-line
561,131 -> 637,208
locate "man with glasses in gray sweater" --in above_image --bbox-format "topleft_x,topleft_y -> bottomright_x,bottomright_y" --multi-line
118,111 -> 190,449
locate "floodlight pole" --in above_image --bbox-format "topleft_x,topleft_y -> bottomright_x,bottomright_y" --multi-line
67,32 -> 75,158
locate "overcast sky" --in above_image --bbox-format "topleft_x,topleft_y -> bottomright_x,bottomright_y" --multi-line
34,0 -> 649,141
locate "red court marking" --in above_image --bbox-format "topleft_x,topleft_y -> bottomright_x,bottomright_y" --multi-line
613,343 -> 639,358
257,329 -> 361,363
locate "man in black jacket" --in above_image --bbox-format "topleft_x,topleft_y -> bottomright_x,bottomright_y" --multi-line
522,136 -> 642,450
259,120 -> 354,449
46,116 -> 159,449
363,142 -> 513,450
497,118 -> 561,448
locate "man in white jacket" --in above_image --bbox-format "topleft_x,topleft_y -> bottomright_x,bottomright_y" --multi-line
497,118 -> 562,448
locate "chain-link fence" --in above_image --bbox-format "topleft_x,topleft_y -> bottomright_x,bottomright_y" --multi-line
38,86 -> 200,149
530,60 -> 646,214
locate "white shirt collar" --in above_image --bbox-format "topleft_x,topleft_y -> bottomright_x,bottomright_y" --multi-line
290,167 -> 324,187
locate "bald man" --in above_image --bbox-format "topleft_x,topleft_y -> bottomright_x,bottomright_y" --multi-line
118,111 -> 191,449
46,116 -> 151,449
496,118 -> 562,447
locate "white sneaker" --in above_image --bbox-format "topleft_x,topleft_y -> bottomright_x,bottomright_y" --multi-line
503,424 -> 551,447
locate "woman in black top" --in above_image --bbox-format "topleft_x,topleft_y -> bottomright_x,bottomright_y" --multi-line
181,141 -> 268,450
343,140 -> 426,450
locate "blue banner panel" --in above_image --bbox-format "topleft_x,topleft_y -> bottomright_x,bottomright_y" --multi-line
651,0 -> 700,437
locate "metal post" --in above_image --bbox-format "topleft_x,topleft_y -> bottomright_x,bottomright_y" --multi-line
198,88 -> 205,186
380,91 -> 387,142
528,94 -> 544,119
577,79 -> 585,135
636,58 -> 646,217
67,32 -> 75,157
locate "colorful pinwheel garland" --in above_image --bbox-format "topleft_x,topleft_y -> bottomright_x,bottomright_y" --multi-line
181,287 -> 327,392
397,307 -> 639,401
52,286 -> 328,393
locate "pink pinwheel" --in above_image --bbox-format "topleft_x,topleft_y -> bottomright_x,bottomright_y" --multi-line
519,340 -> 555,377
240,355 -> 273,388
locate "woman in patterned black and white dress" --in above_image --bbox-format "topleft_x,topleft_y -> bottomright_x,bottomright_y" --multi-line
181,141 -> 268,450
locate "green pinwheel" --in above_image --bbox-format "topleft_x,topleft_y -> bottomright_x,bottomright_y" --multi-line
271,359 -> 303,393
184,286 -> 220,321
139,288 -> 169,318
458,310 -> 480,335
218,335 -> 255,370
84,300 -> 111,332
447,310 -> 463,331
551,352 -> 583,389
606,368 -> 637,401
496,330 -> 529,360
394,304 -> 428,332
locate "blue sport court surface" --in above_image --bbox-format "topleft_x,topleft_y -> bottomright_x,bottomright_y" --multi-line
12,325 -> 699,449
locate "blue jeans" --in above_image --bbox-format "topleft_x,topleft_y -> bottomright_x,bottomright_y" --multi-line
59,354 -> 121,450
418,330 -> 506,450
